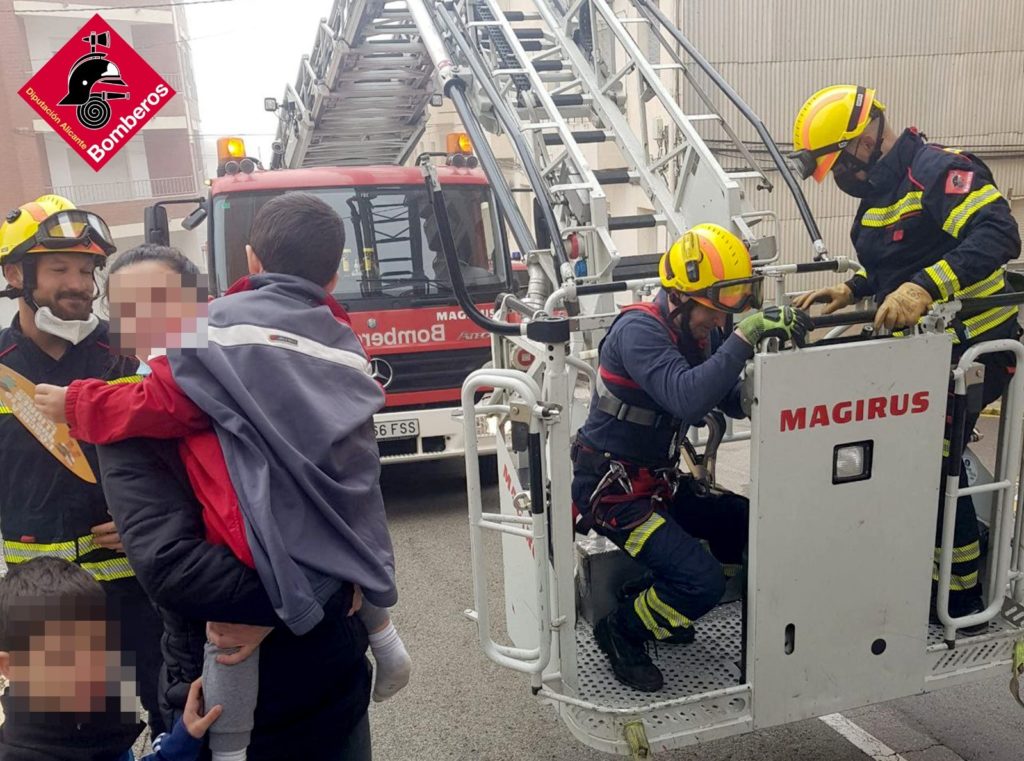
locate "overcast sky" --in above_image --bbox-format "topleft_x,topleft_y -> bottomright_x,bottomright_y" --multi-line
185,0 -> 333,174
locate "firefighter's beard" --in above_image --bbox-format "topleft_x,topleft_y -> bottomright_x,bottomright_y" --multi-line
34,289 -> 99,345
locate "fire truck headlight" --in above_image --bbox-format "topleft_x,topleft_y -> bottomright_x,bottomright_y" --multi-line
832,441 -> 873,484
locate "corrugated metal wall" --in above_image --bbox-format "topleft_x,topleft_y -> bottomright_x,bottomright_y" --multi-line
660,0 -> 1024,289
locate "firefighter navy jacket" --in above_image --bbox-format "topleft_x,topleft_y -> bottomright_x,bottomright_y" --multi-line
846,128 -> 1020,344
0,319 -> 138,581
576,290 -> 751,466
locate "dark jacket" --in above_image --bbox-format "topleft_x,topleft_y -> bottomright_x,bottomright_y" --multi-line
847,128 -> 1021,345
169,273 -> 397,634
0,318 -> 138,579
96,437 -> 372,760
575,290 -> 750,467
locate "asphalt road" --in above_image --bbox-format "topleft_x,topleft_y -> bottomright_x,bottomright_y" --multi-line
368,416 -> 1023,761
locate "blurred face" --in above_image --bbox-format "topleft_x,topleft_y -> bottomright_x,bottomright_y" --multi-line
107,260 -> 207,356
30,253 -> 99,321
4,619 -> 116,714
687,301 -> 728,344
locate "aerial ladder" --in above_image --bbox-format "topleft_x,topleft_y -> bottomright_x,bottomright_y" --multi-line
275,0 -> 1024,756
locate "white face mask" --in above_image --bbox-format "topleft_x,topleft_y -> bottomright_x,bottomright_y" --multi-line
34,306 -> 99,345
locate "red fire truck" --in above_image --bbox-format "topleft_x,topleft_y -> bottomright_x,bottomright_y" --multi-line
146,137 -> 509,464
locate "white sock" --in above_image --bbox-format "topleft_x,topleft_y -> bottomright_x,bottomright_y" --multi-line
211,751 -> 247,761
368,622 -> 412,701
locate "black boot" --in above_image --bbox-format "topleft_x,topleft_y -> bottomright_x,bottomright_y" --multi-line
594,612 -> 664,692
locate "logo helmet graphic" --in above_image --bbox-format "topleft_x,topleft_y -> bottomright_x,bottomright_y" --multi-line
58,31 -> 129,129
370,358 -> 395,388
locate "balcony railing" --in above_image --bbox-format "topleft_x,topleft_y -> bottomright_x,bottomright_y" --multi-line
47,175 -> 198,206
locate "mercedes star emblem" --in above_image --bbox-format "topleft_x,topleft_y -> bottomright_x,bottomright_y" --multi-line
370,357 -> 394,388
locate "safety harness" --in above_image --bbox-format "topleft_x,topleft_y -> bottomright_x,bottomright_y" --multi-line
594,302 -> 683,431
574,301 -> 687,535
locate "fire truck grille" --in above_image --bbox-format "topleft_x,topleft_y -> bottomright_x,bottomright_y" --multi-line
378,347 -> 490,394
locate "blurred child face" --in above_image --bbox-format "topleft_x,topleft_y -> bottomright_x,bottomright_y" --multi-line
108,259 -> 207,357
1,619 -> 124,714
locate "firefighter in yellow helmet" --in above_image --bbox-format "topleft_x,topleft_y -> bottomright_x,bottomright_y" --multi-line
571,224 -> 811,691
791,85 -> 1022,633
0,195 -> 167,733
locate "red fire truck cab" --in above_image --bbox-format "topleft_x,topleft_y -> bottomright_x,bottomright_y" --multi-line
189,159 -> 508,463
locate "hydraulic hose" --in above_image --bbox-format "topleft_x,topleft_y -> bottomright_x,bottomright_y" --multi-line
436,4 -> 570,280
422,162 -> 521,336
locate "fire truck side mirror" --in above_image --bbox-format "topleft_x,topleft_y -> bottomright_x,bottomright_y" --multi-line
181,199 -> 208,232
144,205 -> 170,246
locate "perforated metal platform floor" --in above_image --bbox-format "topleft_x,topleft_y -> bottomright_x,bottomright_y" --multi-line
576,601 -> 1023,707
576,602 -> 744,707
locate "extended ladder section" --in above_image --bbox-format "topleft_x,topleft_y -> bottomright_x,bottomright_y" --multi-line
432,0 -> 780,282
273,0 -> 436,167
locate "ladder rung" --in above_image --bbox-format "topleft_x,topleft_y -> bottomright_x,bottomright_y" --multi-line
503,11 -> 540,21
514,28 -> 544,39
518,40 -> 546,52
532,60 -> 564,72
550,94 -> 585,107
593,168 -> 633,185
549,183 -> 595,193
609,214 -> 659,231
688,114 -> 722,122
543,130 -> 607,145
727,171 -> 764,180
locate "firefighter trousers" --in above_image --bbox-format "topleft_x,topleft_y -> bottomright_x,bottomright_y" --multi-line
597,480 -> 748,643
936,349 -> 1015,614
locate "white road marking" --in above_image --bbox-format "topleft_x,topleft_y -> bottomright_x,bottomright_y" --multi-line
819,713 -> 910,761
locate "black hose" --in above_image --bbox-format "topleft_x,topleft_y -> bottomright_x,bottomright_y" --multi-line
958,291 -> 1024,316
632,0 -> 827,259
792,260 -> 845,274
422,164 -> 520,336
810,310 -> 877,330
437,5 -> 570,279
443,80 -> 538,271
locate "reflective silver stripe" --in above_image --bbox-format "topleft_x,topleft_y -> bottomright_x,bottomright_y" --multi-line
207,324 -> 371,375
924,260 -> 960,300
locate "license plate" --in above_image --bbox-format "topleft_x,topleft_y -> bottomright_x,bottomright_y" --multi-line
375,418 -> 419,441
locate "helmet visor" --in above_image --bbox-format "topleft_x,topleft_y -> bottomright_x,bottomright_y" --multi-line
14,210 -> 115,258
694,275 -> 764,314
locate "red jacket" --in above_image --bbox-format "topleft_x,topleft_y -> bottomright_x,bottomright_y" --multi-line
66,354 -> 256,568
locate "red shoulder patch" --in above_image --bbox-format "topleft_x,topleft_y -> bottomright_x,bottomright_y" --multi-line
945,169 -> 973,195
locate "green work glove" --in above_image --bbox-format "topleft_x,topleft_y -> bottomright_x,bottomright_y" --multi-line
735,305 -> 813,347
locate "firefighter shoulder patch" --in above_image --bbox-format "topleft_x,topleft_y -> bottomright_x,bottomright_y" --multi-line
945,169 -> 974,195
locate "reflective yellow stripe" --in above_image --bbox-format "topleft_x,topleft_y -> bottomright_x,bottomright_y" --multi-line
80,557 -> 135,582
722,563 -> 743,579
931,569 -> 979,590
645,587 -> 692,629
954,268 -> 1005,299
964,305 -> 1019,340
624,514 -> 665,557
924,260 -> 960,300
942,184 -> 1001,238
3,534 -> 101,562
0,404 -> 11,414
934,541 -> 981,564
942,438 -> 950,457
106,375 -> 144,385
634,593 -> 671,640
855,268 -> 868,279
861,191 -> 923,227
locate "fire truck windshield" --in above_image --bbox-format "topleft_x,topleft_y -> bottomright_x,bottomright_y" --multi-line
210,184 -> 508,305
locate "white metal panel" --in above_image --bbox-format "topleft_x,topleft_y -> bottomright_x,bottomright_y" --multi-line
748,334 -> 951,728
497,431 -> 541,650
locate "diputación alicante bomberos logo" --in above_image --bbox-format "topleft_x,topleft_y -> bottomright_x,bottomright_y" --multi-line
18,13 -> 176,171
